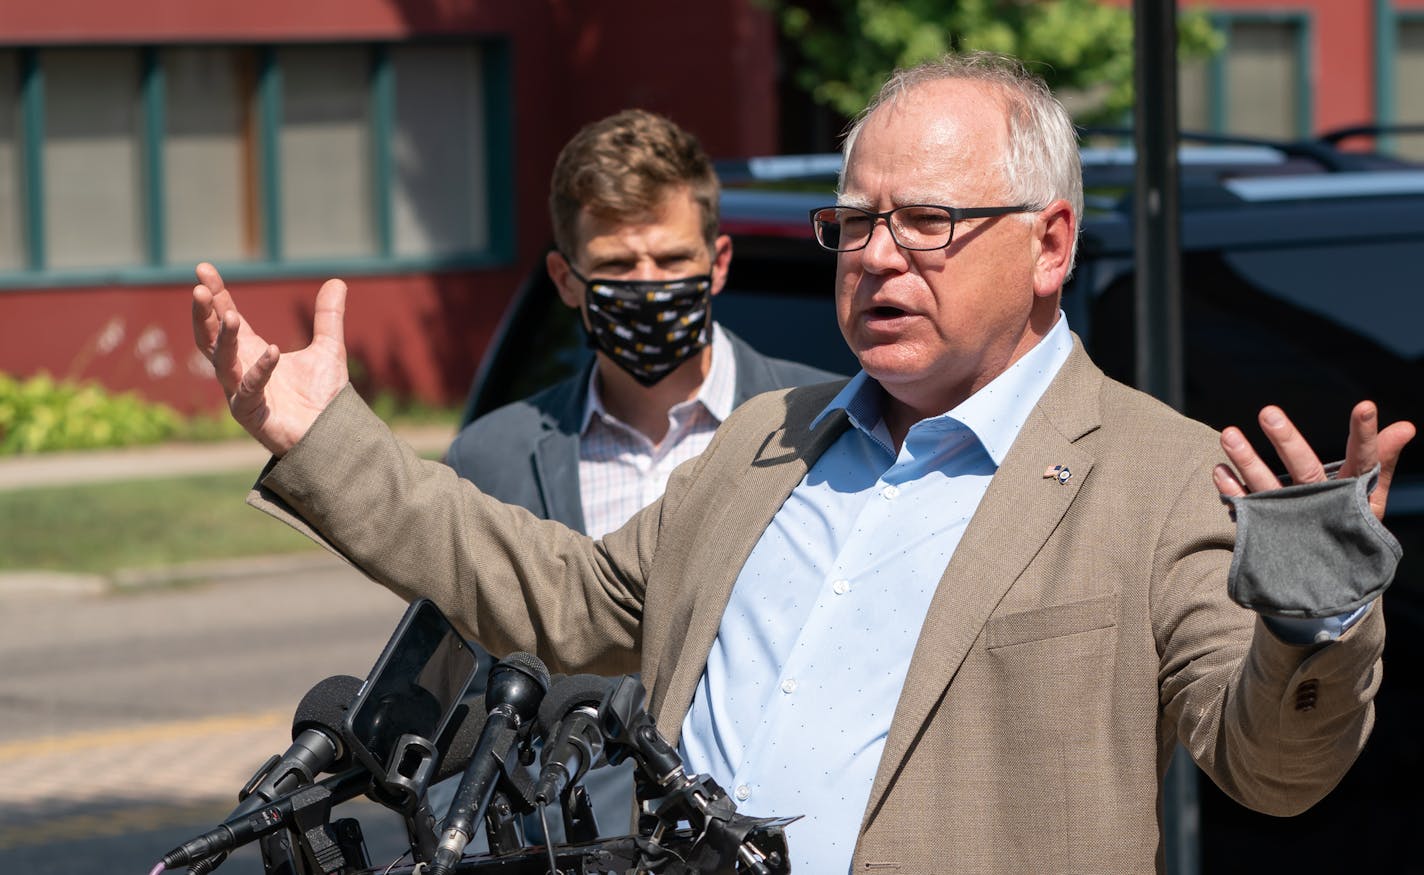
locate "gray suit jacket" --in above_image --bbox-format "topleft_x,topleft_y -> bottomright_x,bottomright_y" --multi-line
253,338 -> 1383,873
443,326 -> 841,531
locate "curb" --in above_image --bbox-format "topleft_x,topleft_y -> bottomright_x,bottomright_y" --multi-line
0,551 -> 351,600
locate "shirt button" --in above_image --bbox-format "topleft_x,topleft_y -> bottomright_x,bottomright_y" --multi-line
780,678 -> 798,694
832,579 -> 850,595
735,784 -> 751,801
881,484 -> 900,500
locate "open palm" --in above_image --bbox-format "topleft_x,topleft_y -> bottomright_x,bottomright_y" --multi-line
191,262 -> 350,456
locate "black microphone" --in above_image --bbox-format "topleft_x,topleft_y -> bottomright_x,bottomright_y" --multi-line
242,675 -> 361,812
533,674 -> 612,804
428,652 -> 549,875
185,674 -> 362,874
160,768 -> 369,869
432,694 -> 489,783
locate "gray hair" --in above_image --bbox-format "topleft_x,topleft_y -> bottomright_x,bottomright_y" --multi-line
840,52 -> 1083,266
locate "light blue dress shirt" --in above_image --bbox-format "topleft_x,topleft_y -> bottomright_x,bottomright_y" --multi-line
674,315 -> 1358,872
678,318 -> 1075,873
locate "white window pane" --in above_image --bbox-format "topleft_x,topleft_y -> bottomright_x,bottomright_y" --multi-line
0,51 -> 23,270
1397,21 -> 1424,161
1225,22 -> 1301,139
164,47 -> 255,264
278,46 -> 374,260
43,48 -> 145,269
391,44 -> 490,257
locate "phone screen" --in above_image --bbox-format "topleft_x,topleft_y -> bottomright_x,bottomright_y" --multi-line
344,599 -> 478,781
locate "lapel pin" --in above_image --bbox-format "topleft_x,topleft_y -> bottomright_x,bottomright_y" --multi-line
1043,464 -> 1071,485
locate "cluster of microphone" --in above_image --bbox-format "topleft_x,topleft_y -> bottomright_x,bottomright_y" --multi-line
156,651 -> 645,873
158,647 -> 790,874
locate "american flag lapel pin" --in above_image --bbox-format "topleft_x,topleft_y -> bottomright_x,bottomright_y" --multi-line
1043,464 -> 1071,485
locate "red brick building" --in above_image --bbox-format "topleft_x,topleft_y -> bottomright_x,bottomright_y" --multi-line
0,1 -> 780,413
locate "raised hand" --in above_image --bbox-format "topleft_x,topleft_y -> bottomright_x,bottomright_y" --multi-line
1212,401 -> 1416,521
191,262 -> 351,456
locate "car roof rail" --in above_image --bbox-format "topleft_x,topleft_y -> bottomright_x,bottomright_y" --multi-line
714,154 -> 842,185
1316,123 -> 1424,146
1078,126 -> 1355,171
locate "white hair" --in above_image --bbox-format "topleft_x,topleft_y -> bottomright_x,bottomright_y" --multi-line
840,52 -> 1083,267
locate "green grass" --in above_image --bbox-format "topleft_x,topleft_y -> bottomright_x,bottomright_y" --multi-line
0,472 -> 318,575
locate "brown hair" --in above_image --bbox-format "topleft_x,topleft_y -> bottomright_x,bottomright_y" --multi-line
549,109 -> 720,256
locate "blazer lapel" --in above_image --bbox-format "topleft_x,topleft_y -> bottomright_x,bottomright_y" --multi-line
861,340 -> 1106,825
533,366 -> 592,532
532,429 -> 585,531
653,385 -> 851,738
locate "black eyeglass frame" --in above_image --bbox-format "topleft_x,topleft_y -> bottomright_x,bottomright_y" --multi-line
807,203 -> 1040,252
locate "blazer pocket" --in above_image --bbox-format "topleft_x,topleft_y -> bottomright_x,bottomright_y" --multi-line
985,593 -> 1119,649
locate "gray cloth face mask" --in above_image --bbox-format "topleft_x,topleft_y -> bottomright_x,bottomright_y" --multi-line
1225,463 -> 1402,619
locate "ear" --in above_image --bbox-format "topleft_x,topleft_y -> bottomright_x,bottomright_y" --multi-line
546,250 -> 584,309
709,234 -> 733,297
1030,199 -> 1076,299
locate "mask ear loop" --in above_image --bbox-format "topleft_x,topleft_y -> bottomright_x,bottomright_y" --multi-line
560,256 -> 590,288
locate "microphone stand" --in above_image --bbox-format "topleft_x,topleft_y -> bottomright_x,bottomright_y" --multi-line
560,782 -> 600,844
262,769 -> 371,875
600,676 -> 796,875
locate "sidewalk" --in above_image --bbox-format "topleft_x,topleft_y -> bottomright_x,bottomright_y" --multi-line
0,423 -> 457,596
0,423 -> 455,492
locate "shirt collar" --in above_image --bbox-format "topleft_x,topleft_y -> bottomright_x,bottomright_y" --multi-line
581,321 -> 736,432
811,314 -> 1074,465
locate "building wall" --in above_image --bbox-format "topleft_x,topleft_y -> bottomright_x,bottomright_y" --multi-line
1156,0 -> 1424,138
0,0 -> 779,413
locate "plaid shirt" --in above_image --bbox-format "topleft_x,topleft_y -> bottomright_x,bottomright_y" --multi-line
578,323 -> 736,539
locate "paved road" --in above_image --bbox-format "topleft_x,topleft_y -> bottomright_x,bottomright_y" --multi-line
0,558 -> 418,874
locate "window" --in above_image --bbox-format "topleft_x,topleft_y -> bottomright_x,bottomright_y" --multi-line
162,47 -> 256,264
42,48 -> 146,269
1223,20 -> 1306,139
1,41 -> 508,282
1397,18 -> 1424,160
0,51 -> 22,271
1178,57 -> 1210,133
391,44 -> 490,258
278,46 -> 375,260
1189,15 -> 1310,140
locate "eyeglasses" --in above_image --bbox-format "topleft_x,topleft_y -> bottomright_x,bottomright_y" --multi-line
808,203 -> 1039,252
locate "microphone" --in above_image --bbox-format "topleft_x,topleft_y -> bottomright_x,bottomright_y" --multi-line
242,675 -> 362,813
428,652 -> 550,875
533,674 -> 612,804
160,768 -> 369,869
186,674 -> 362,874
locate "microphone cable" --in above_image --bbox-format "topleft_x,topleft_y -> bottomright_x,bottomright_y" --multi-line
537,800 -> 558,875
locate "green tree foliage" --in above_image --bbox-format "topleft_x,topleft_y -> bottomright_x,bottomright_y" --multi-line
767,0 -> 1221,125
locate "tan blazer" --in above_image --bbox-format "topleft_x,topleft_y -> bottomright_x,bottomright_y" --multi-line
254,340 -> 1383,874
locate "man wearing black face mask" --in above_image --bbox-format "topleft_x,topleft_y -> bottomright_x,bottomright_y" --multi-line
445,110 -> 837,541
440,110 -> 837,835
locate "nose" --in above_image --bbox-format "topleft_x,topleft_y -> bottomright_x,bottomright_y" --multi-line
628,259 -> 663,281
856,215 -> 909,274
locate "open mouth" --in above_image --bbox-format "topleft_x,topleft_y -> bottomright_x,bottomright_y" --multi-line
868,305 -> 906,319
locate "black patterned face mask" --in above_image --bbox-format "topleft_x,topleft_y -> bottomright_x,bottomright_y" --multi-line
566,263 -> 713,386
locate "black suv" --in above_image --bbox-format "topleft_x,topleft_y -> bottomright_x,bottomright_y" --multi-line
462,133 -> 1424,872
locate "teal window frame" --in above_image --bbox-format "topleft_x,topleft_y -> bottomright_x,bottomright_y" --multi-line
1376,0 -> 1398,134
1385,7 -> 1424,155
1,39 -> 514,291
1206,11 -> 1314,139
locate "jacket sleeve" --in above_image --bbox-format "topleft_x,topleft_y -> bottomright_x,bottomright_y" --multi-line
1153,455 -> 1385,815
247,384 -> 649,677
